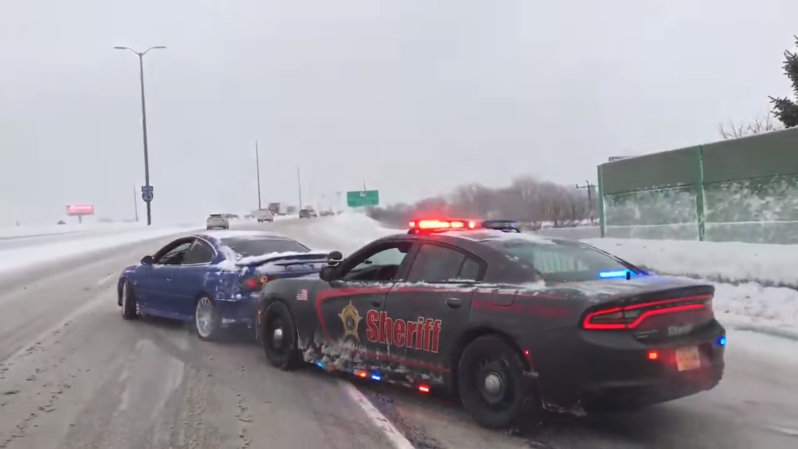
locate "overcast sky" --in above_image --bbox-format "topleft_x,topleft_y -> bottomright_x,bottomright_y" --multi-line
1,0 -> 796,225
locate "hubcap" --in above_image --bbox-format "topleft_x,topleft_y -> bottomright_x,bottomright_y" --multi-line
272,327 -> 284,349
196,297 -> 214,337
484,372 -> 503,394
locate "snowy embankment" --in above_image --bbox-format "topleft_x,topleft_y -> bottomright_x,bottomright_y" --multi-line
312,213 -> 798,337
0,222 -> 151,239
0,225 -> 200,274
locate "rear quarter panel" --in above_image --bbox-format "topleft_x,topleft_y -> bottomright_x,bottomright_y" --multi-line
468,287 -> 585,365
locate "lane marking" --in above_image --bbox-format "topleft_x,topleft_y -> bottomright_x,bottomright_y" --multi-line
340,380 -> 415,449
96,273 -> 116,287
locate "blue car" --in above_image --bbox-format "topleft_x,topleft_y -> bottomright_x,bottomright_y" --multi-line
117,230 -> 329,340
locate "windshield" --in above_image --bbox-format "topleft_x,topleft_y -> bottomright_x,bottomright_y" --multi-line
483,237 -> 636,283
221,237 -> 309,257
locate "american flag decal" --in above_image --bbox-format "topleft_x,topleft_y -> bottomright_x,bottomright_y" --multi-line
296,289 -> 308,301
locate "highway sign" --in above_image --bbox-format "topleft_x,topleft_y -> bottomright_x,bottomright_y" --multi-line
141,185 -> 154,203
347,190 -> 379,207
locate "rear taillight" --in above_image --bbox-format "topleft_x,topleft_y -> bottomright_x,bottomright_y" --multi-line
582,294 -> 713,330
240,275 -> 269,290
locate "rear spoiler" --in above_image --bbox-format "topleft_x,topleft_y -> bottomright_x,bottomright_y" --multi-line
235,250 -> 330,267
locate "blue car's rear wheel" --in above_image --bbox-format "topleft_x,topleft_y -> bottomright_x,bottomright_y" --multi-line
195,295 -> 221,341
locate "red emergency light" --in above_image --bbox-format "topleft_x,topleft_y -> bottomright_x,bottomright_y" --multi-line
408,219 -> 478,233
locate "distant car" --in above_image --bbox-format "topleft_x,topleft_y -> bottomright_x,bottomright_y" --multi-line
207,214 -> 230,230
255,218 -> 726,429
299,209 -> 318,219
320,210 -> 335,217
253,209 -> 274,223
117,230 -> 329,341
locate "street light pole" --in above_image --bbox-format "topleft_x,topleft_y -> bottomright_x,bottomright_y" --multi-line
297,168 -> 303,210
133,184 -> 139,222
114,45 -> 166,226
255,141 -> 262,210
575,180 -> 595,224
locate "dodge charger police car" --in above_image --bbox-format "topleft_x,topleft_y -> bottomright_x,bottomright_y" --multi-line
255,219 -> 726,428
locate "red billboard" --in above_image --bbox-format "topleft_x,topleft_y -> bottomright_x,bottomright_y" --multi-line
66,204 -> 95,216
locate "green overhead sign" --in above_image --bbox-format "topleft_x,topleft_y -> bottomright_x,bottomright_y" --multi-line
347,190 -> 379,207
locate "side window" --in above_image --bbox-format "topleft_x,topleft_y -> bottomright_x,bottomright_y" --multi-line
341,242 -> 412,282
157,242 -> 193,265
406,244 -> 480,283
182,240 -> 216,265
354,247 -> 406,270
530,247 -> 589,273
459,257 -> 481,281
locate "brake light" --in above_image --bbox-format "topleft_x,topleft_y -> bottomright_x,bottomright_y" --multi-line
582,295 -> 713,330
240,275 -> 269,290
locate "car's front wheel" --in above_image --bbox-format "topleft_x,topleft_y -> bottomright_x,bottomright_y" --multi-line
195,295 -> 221,341
120,280 -> 139,320
457,335 -> 539,428
261,301 -> 303,370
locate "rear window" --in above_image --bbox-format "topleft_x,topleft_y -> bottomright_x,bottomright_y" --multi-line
222,237 -> 309,257
209,214 -> 223,218
483,237 -> 635,282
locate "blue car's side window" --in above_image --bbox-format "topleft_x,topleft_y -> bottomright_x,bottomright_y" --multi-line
182,241 -> 216,266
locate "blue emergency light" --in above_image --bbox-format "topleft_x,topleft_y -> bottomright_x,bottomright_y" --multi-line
481,220 -> 521,232
598,270 -> 633,279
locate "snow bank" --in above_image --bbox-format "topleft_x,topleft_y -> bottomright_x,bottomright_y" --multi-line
316,214 -> 798,335
310,213 -> 398,254
585,238 -> 798,289
0,226 -> 199,274
0,222 -> 150,239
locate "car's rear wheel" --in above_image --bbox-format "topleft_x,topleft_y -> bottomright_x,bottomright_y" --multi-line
195,295 -> 221,341
261,301 -> 303,370
457,335 -> 539,428
121,280 -> 139,320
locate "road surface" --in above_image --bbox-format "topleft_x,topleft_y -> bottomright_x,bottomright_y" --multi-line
0,218 -> 796,449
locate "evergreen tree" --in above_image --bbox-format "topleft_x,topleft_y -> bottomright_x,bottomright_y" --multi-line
769,36 -> 798,128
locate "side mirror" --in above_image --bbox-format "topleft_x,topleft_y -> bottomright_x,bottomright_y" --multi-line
327,250 -> 343,267
319,266 -> 338,282
140,255 -> 154,265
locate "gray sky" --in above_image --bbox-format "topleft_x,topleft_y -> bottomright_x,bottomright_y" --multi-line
1,0 -> 796,226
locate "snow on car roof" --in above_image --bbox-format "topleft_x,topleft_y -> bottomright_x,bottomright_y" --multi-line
445,230 -> 558,245
198,230 -> 286,241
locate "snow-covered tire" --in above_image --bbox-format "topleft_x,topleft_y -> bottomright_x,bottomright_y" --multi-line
458,335 -> 539,428
121,280 -> 139,320
261,301 -> 303,370
195,295 -> 221,341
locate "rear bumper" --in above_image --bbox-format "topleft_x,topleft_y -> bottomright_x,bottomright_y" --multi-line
215,294 -> 259,328
531,321 -> 726,412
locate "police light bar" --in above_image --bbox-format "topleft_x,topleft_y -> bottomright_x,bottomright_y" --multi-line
408,219 -> 477,233
480,220 -> 521,232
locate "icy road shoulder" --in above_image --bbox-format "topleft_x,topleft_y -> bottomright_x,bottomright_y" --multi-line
0,225 -> 199,274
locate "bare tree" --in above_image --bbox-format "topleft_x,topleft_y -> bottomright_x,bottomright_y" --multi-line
366,175 -> 594,229
718,114 -> 781,140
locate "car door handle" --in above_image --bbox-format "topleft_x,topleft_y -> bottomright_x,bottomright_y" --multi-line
445,298 -> 462,309
371,299 -> 382,307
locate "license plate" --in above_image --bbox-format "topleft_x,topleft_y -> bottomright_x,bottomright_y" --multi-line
675,346 -> 701,371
